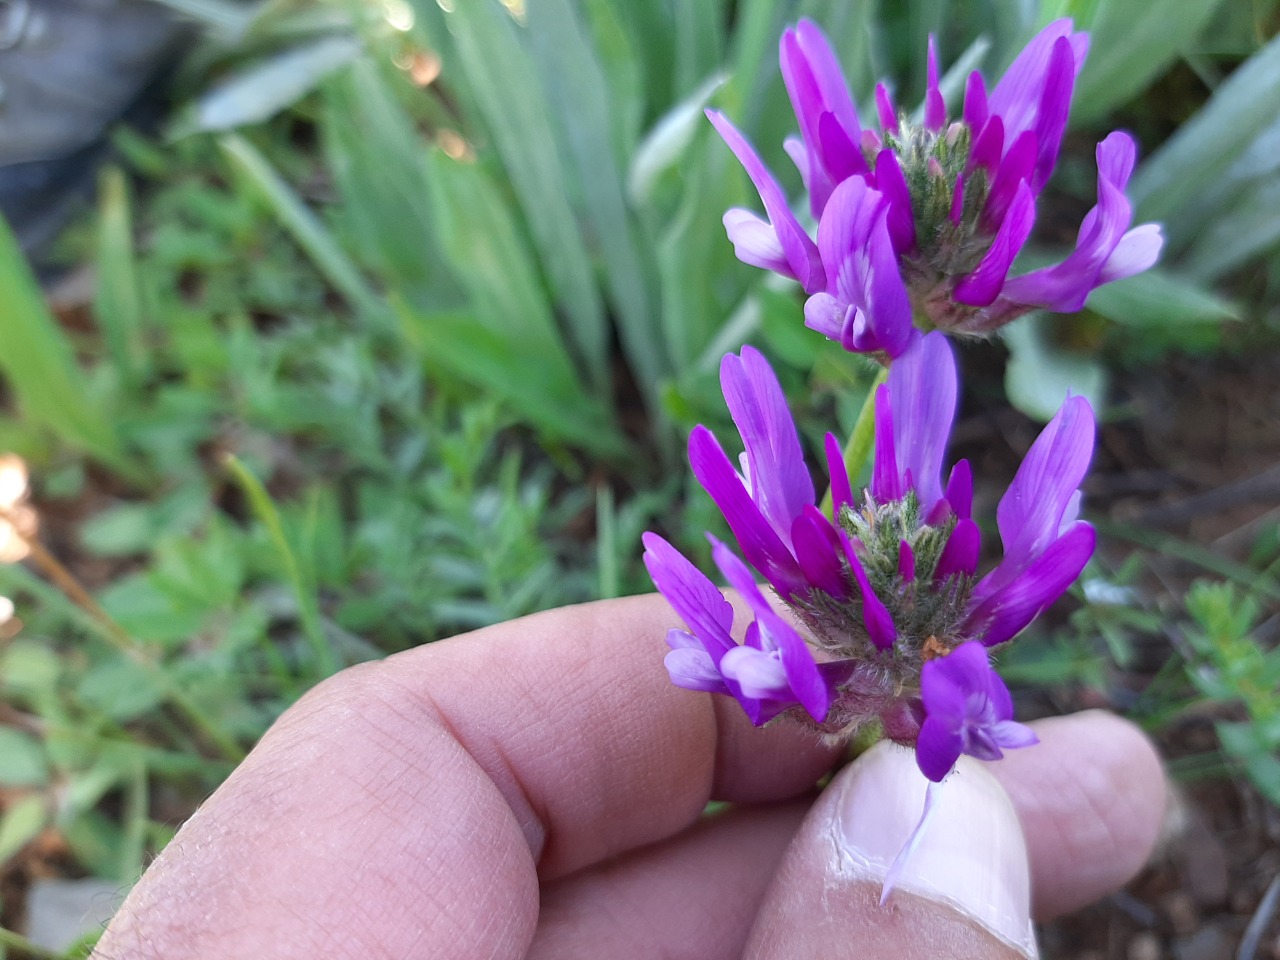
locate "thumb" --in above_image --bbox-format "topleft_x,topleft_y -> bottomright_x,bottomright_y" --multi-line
743,740 -> 1037,960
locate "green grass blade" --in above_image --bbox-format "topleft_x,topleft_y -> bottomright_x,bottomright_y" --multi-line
0,215 -> 125,469
526,0 -> 667,402
444,1 -> 609,389
1129,30 -> 1280,229
95,168 -> 147,391
1072,0 -> 1228,122
225,455 -> 338,679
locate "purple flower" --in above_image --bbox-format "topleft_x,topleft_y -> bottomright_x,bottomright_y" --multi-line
709,18 -> 1163,345
642,531 -> 834,724
916,641 -> 1039,782
645,334 -> 1094,782
962,394 -> 1097,647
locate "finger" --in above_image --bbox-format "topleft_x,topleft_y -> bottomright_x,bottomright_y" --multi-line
987,709 -> 1166,919
742,711 -> 1166,959
528,801 -> 810,960
94,595 -> 839,960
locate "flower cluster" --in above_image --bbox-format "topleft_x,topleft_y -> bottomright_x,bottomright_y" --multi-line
708,19 -> 1163,355
644,333 -> 1094,781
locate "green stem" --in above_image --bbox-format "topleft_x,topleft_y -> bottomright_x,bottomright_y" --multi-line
820,366 -> 889,515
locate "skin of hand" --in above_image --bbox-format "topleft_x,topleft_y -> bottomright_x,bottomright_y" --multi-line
90,594 -> 1166,960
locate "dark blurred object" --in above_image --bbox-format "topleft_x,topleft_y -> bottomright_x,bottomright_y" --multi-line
0,0 -> 191,260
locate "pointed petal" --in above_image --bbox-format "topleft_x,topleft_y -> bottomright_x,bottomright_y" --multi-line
874,149 -> 917,253
988,19 -> 1087,143
899,540 -> 917,582
954,180 -> 1036,306
925,36 -> 946,132
720,347 -> 815,542
792,508 -> 848,598
643,533 -> 736,658
963,71 -> 989,130
825,431 -> 854,516
885,331 -> 958,510
944,459 -> 974,519
995,395 -> 1095,563
875,83 -> 899,133
871,382 -> 902,502
1030,36 -> 1077,191
688,427 -> 805,596
966,522 -> 1096,646
840,531 -> 898,651
934,518 -> 981,581
969,115 -> 1004,174
982,129 -> 1037,233
707,109 -> 824,292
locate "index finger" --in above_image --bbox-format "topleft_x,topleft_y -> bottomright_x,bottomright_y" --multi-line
94,594 -> 839,960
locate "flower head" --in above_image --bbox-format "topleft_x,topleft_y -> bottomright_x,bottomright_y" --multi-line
710,19 -> 1163,349
646,334 -> 1095,782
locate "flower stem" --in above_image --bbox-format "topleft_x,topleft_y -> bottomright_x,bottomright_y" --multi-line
821,366 -> 889,515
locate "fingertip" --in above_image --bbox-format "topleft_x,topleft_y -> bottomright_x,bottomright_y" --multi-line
988,710 -> 1167,919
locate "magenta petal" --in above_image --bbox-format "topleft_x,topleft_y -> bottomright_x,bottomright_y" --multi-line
915,718 -> 965,782
967,522 -> 1096,646
954,180 -> 1036,306
875,82 -> 898,133
871,382 -> 901,502
996,394 -> 1095,563
899,540 -> 917,582
934,518 -> 981,582
1030,36 -> 1076,191
721,210 -> 790,275
720,347 -> 815,545
792,509 -> 848,598
825,431 -> 854,516
707,110 -> 824,292
988,19 -> 1087,144
982,129 -> 1037,233
643,533 -> 736,660
1000,132 -> 1144,312
884,331 -> 958,511
925,36 -> 946,132
688,427 -> 805,596
815,176 -> 915,358
969,116 -> 1004,174
874,150 -> 917,253
803,292 -> 847,340
840,531 -> 897,651
963,71 -> 988,131
944,459 -> 974,519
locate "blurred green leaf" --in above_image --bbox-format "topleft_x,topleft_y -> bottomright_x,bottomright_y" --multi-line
0,216 -> 126,469
0,794 -> 47,864
1130,30 -> 1280,230
95,169 -> 147,389
1072,0 -> 1228,122
444,0 -> 609,388
0,728 -> 48,787
1086,268 -> 1240,327
183,35 -> 361,134
1003,315 -> 1108,422
527,0 -> 667,402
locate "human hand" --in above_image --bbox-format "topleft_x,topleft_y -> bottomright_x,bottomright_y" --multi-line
91,595 -> 1165,959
